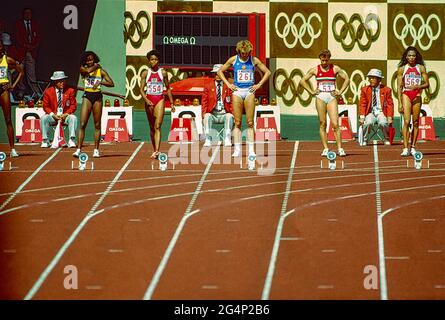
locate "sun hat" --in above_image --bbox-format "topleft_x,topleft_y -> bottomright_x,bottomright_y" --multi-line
50,71 -> 68,81
367,68 -> 384,78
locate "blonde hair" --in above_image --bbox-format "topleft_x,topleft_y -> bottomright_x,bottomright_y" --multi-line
318,49 -> 331,59
236,40 -> 253,55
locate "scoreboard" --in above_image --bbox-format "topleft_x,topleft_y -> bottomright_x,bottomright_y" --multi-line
153,12 -> 266,69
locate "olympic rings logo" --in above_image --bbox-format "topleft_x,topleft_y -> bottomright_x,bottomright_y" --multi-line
332,13 -> 380,51
344,70 -> 368,104
275,12 -> 322,49
124,11 -> 150,49
126,64 -> 148,100
393,13 -> 441,51
273,68 -> 313,107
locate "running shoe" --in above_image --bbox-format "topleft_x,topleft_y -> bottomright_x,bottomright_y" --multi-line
400,148 -> 410,156
321,148 -> 329,156
337,148 -> 346,157
10,149 -> 19,158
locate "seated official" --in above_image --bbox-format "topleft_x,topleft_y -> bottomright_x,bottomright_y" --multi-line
359,68 -> 394,145
203,64 -> 233,147
40,71 -> 77,148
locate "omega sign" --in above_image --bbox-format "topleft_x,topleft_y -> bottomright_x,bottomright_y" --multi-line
163,36 -> 196,45
153,12 -> 265,68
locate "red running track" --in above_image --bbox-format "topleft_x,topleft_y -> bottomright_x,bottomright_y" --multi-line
0,140 -> 444,299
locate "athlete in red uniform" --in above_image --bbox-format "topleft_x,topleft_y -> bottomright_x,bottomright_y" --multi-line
139,50 -> 174,159
300,49 -> 350,157
397,46 -> 430,156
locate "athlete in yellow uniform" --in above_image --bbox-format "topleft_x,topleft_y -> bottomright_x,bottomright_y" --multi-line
73,51 -> 114,158
0,39 -> 24,157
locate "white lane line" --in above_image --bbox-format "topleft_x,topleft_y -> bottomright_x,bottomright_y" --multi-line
226,219 -> 240,222
3,167 -> 445,217
427,250 -> 442,253
321,249 -> 336,253
380,194 -> 445,219
240,173 -> 445,202
0,149 -> 61,212
202,285 -> 219,290
434,285 -> 445,289
24,142 -> 144,300
108,249 -> 124,253
385,256 -> 410,260
85,285 -> 102,290
317,285 -> 334,289
280,237 -> 304,241
216,249 -> 231,253
373,143 -> 388,301
422,219 -> 437,222
3,249 -> 17,253
262,141 -> 299,300
143,143 -> 221,300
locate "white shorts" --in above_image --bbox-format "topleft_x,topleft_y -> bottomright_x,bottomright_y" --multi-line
316,92 -> 335,104
233,87 -> 253,100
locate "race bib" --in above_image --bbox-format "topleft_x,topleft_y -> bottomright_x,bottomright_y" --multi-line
85,76 -> 101,89
237,70 -> 254,83
0,66 -> 7,79
405,74 -> 421,87
147,80 -> 163,95
318,82 -> 335,92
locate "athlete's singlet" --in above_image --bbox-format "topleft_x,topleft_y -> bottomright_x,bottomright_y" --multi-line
315,64 -> 336,92
145,68 -> 164,106
233,55 -> 255,89
402,64 -> 422,101
0,55 -> 9,84
84,68 -> 102,92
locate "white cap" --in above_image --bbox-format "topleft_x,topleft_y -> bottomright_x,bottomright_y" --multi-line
211,64 -> 223,73
367,68 -> 384,79
50,71 -> 68,81
1,32 -> 12,46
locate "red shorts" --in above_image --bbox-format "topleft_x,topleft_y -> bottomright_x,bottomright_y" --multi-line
403,90 -> 420,103
146,94 -> 163,106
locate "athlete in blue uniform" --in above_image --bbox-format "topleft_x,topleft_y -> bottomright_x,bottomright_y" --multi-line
218,40 -> 270,157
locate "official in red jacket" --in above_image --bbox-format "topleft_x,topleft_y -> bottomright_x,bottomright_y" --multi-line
203,64 -> 233,147
359,69 -> 394,146
40,71 -> 77,148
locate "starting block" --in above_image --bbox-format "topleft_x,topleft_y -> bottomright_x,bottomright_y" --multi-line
0,152 -> 11,171
248,154 -> 256,171
320,151 -> 344,170
406,151 -> 429,170
158,152 -> 168,171
71,152 -> 94,171
150,153 -> 175,171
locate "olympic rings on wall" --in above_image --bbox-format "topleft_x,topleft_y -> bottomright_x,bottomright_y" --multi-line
275,12 -> 322,49
393,13 -> 441,51
332,13 -> 380,51
124,11 -> 150,49
273,68 -> 313,107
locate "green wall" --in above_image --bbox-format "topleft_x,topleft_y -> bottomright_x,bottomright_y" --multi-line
77,0 -> 126,102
